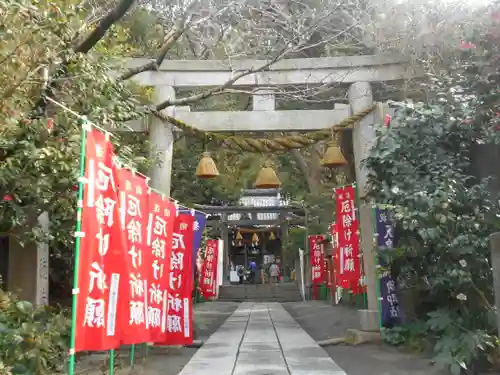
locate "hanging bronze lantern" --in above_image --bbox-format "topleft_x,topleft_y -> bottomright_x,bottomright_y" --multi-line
269,232 -> 276,240
254,161 -> 281,189
321,133 -> 347,168
235,231 -> 243,241
252,232 -> 259,244
195,151 -> 219,179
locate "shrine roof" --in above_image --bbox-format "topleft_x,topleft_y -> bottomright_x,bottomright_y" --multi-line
196,188 -> 305,227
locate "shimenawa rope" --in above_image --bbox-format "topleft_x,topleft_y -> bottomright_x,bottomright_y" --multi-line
152,103 -> 376,153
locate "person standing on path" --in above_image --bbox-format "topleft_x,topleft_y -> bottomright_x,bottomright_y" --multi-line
237,265 -> 245,284
269,262 -> 280,284
248,260 -> 257,283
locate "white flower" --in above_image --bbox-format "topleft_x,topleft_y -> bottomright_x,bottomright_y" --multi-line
456,293 -> 467,301
459,259 -> 467,268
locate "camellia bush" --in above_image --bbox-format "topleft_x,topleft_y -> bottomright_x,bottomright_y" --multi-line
365,3 -> 500,374
0,288 -> 70,375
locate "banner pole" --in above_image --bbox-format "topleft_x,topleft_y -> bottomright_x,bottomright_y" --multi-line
68,120 -> 89,375
130,344 -> 135,369
371,206 -> 383,330
109,349 -> 115,375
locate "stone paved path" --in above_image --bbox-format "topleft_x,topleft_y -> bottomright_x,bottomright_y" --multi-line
178,302 -> 346,375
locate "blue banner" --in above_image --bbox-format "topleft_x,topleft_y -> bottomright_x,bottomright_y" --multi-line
375,207 -> 403,327
375,208 -> 394,249
380,275 -> 403,326
179,211 -> 207,272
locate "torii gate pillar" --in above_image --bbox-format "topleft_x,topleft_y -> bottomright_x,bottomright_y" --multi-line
348,81 -> 379,332
149,85 -> 175,195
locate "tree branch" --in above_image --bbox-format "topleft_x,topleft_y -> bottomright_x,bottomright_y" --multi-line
155,45 -> 291,110
32,0 -> 135,118
118,3 -> 232,82
154,27 -> 185,68
74,0 -> 136,54
118,26 -> 185,81
153,7 -> 360,110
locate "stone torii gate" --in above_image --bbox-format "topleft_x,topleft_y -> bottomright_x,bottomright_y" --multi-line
123,54 -> 412,332
6,54 -> 409,329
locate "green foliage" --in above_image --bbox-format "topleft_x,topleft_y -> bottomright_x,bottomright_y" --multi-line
0,289 -> 70,375
366,6 -> 500,373
426,310 -> 496,375
172,138 -> 258,205
0,0 -> 151,303
0,362 -> 12,375
281,227 -> 306,265
381,322 -> 427,349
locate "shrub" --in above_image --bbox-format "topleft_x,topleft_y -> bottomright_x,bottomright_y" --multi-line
0,289 -> 70,374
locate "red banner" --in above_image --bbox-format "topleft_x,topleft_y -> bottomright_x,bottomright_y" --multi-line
335,185 -> 361,290
331,222 -> 340,287
200,239 -> 218,297
117,169 -> 150,345
75,128 -> 122,352
163,213 -> 194,345
309,235 -> 325,284
325,258 -> 333,288
74,128 -> 197,351
146,192 -> 176,342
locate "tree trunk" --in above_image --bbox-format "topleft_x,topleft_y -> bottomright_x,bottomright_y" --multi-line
290,149 -> 319,195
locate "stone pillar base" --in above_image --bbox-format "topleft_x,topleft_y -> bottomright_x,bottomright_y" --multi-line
358,309 -> 380,332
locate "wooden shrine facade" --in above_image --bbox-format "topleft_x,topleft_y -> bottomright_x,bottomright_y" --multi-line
195,188 -> 305,283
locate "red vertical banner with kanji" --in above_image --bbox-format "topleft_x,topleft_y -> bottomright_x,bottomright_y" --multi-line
163,212 -> 194,345
200,239 -> 218,298
146,192 -> 175,343
75,128 -> 123,352
327,223 -> 337,289
335,185 -> 361,291
309,235 -> 325,284
331,222 -> 341,288
325,259 -> 331,287
117,169 -> 150,344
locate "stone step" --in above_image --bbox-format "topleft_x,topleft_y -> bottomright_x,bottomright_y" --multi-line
219,293 -> 301,298
217,284 -> 302,303
234,294 -> 301,297
219,293 -> 300,298
217,298 -> 302,303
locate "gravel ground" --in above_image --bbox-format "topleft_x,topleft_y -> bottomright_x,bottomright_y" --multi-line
78,301 -> 239,375
282,301 -> 448,375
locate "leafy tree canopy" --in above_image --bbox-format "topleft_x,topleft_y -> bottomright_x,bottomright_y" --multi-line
0,0 -> 151,296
